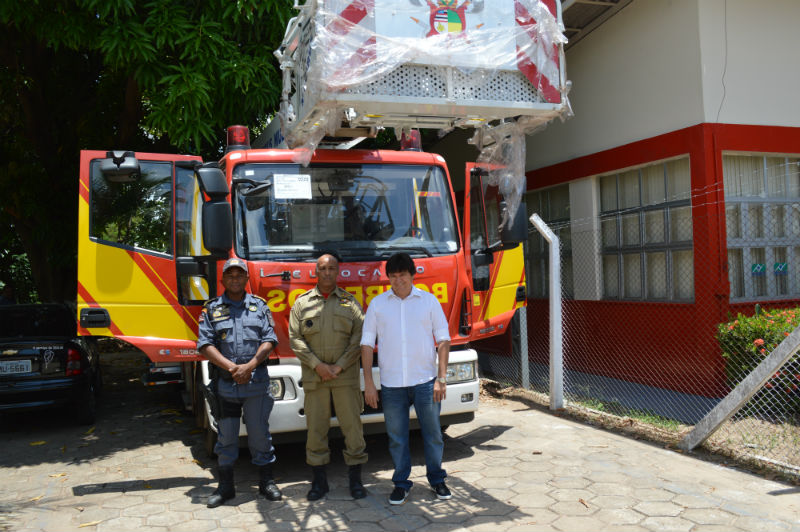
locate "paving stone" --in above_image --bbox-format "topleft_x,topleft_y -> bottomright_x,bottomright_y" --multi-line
587,471 -> 632,484
379,514 -> 429,531
119,502 -> 167,518
507,492 -> 558,510
681,507 -> 735,525
631,487 -> 675,502
550,476 -> 591,489
549,500 -> 598,517
552,515 -> 605,531
640,516 -> 693,532
481,466 -> 519,478
733,516 -> 793,532
671,493 -> 717,508
345,506 -> 393,522
508,480 -> 554,495
474,476 -> 516,490
598,524 -> 648,532
96,516 -> 144,530
514,460 -> 554,472
591,494 -> 638,509
547,488 -> 595,502
593,508 -> 644,525
633,501 -> 682,517
166,519 -> 218,532
588,482 -> 634,497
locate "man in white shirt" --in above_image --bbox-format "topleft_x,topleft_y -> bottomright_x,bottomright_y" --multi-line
361,253 -> 452,505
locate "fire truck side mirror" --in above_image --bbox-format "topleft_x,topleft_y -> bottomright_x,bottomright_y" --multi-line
196,165 -> 229,200
100,151 -> 140,182
201,202 -> 233,257
499,200 -> 528,246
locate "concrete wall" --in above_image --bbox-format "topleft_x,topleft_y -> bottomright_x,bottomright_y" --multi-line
699,0 -> 800,127
526,0 -> 704,172
527,0 -> 800,173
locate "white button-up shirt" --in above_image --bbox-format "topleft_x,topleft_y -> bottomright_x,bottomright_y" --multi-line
360,286 -> 451,388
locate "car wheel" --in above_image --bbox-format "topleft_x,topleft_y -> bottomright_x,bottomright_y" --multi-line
76,380 -> 97,425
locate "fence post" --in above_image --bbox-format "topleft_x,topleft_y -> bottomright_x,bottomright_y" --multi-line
529,213 -> 563,410
679,325 -> 800,450
519,306 -> 529,390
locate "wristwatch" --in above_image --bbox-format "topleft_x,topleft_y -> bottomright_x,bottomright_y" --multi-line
436,377 -> 447,384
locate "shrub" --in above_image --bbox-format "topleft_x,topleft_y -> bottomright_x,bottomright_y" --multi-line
717,308 -> 800,417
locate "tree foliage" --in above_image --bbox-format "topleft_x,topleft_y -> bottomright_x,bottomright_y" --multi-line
0,0 -> 294,301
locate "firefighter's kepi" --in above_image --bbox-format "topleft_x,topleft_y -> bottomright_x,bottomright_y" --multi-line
197,257 -> 282,508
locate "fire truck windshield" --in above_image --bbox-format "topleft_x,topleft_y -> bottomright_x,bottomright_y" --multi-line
233,163 -> 459,260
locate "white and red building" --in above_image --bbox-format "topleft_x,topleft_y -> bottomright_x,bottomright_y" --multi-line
512,0 -> 800,399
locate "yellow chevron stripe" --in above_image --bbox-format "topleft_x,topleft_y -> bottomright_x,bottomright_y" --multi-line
483,245 -> 525,320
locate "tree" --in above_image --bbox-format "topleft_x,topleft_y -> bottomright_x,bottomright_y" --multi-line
0,0 -> 294,301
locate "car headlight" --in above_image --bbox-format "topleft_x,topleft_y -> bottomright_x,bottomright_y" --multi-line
269,377 -> 297,400
446,362 -> 475,384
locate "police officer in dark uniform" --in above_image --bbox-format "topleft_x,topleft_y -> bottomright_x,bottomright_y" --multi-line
197,257 -> 282,508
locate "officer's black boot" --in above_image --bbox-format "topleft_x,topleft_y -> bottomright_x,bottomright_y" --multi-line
306,465 -> 329,501
258,463 -> 282,501
348,464 -> 366,499
207,466 -> 235,508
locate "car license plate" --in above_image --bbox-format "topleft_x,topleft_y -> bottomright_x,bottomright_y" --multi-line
0,360 -> 32,375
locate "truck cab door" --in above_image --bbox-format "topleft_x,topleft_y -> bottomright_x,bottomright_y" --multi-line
77,150 -> 218,362
463,163 -> 527,334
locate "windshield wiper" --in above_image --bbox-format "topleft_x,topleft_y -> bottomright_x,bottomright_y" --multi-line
258,248 -> 317,259
381,246 -> 433,258
233,177 -> 272,196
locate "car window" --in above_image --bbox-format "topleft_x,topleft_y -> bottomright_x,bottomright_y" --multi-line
0,305 -> 75,338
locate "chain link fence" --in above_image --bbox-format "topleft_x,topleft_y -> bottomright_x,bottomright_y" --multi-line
476,154 -> 800,480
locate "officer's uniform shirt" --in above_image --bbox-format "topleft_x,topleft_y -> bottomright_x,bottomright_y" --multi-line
289,286 -> 363,391
197,292 -> 278,398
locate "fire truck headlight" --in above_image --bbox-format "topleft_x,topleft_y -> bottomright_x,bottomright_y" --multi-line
269,378 -> 297,400
446,362 -> 475,384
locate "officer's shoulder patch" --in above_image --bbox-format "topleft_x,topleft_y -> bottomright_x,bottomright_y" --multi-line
251,294 -> 267,304
339,289 -> 359,304
296,289 -> 314,300
203,297 -> 223,311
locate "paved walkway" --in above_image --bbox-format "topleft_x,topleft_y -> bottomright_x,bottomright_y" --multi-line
1,353 -> 799,531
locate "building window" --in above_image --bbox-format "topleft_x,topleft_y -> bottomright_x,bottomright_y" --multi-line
526,184 -> 573,298
600,157 -> 693,301
723,154 -> 800,301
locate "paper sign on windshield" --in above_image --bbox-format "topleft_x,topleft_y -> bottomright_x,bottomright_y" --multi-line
274,174 -> 312,200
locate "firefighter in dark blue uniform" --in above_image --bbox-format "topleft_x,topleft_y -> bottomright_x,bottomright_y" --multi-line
197,257 -> 282,507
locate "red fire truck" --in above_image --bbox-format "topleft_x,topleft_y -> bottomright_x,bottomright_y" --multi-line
77,128 -> 527,447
